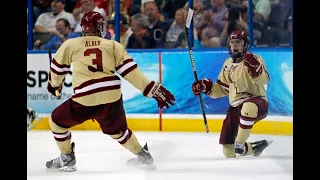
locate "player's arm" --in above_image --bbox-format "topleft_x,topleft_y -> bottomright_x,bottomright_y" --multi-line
47,40 -> 72,97
210,67 -> 229,98
113,42 -> 175,109
192,64 -> 229,98
243,52 -> 270,85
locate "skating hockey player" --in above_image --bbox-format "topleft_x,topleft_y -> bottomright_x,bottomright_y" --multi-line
191,30 -> 272,158
45,11 -> 175,171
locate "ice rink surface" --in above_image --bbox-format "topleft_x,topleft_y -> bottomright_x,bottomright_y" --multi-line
28,131 -> 293,180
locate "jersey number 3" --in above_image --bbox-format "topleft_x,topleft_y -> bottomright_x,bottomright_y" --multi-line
84,48 -> 103,72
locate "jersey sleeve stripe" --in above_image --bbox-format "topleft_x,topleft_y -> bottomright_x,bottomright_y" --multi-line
52,58 -> 71,68
50,58 -> 71,75
217,79 -> 229,90
72,76 -> 121,98
117,62 -> 137,77
115,59 -> 134,71
50,65 -> 70,75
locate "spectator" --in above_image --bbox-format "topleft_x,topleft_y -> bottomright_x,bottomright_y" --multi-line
279,16 -> 292,46
208,0 -> 228,35
183,0 -> 204,29
107,14 -> 131,46
219,1 -> 264,46
201,26 -> 220,47
126,13 -> 156,49
143,0 -> 169,48
73,0 -> 113,17
105,0 -> 130,24
194,0 -> 205,29
175,31 -> 204,49
73,0 -> 106,32
34,0 -> 76,33
166,8 -> 187,43
219,12 -> 248,47
34,18 -> 81,50
197,7 -> 219,42
142,0 -> 166,21
242,0 -> 271,33
129,4 -> 141,17
33,0 -> 53,24
253,0 -> 271,23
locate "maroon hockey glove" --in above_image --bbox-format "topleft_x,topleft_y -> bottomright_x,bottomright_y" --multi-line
47,73 -> 63,98
47,82 -> 62,97
192,78 -> 213,95
243,52 -> 263,78
143,81 -> 175,109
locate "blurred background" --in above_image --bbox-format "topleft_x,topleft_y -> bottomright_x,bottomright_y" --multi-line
27,0 -> 293,50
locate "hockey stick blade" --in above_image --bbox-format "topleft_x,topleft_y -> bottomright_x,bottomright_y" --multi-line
48,49 -> 61,100
185,7 -> 209,133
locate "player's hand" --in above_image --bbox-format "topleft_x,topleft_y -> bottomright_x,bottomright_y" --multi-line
192,78 -> 213,95
47,82 -> 62,98
143,81 -> 175,109
243,52 -> 263,78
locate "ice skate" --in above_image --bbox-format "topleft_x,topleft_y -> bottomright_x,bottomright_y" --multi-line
234,142 -> 246,156
127,143 -> 156,170
252,140 -> 273,156
46,142 -> 77,172
27,108 -> 42,131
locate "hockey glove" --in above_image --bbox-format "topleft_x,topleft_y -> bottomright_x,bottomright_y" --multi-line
192,78 -> 213,95
143,81 -> 175,109
47,73 -> 63,98
243,52 -> 263,78
47,82 -> 62,97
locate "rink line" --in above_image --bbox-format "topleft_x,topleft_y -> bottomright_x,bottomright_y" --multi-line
33,114 -> 292,135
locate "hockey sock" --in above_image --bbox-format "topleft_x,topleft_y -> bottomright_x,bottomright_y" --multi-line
235,127 -> 252,144
49,118 -> 72,154
109,129 -> 142,154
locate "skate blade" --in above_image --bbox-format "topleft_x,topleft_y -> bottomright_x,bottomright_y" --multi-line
128,163 -> 156,170
142,164 -> 156,170
46,165 -> 77,172
254,140 -> 273,156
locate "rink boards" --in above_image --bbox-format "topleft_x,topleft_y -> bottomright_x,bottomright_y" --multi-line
27,49 -> 293,135
32,114 -> 292,135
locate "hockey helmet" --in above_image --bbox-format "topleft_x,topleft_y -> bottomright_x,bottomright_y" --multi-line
81,11 -> 106,38
227,30 -> 250,62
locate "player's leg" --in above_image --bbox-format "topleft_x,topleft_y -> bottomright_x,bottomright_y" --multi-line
234,97 -> 270,156
46,99 -> 90,172
219,106 -> 240,158
95,97 -> 155,169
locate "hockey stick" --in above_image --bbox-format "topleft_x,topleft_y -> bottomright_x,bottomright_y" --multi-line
185,6 -> 209,133
48,48 -> 61,100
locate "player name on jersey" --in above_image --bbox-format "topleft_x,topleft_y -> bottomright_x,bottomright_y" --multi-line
85,40 -> 101,47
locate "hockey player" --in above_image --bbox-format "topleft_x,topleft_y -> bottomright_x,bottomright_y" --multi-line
191,30 -> 272,158
46,11 -> 175,171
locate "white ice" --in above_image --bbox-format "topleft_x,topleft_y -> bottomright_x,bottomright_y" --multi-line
28,131 -> 293,180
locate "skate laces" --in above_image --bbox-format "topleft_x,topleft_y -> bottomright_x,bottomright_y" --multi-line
52,154 -> 68,166
234,142 -> 246,155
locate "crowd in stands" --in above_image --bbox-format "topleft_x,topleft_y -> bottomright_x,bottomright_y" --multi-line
28,0 -> 292,50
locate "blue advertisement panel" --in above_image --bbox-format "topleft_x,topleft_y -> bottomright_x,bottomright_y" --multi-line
27,50 -> 292,116
126,50 -> 293,116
